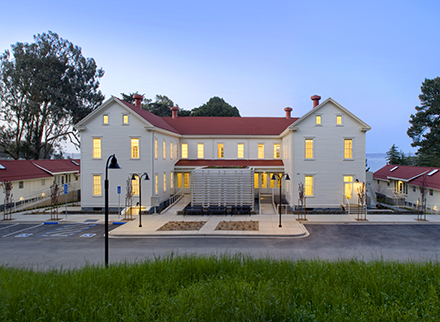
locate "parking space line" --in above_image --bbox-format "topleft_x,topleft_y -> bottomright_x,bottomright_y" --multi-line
0,223 -> 19,231
40,223 -> 98,237
2,224 -> 44,237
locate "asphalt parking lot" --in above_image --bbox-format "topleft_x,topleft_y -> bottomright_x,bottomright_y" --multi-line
1,223 -> 440,270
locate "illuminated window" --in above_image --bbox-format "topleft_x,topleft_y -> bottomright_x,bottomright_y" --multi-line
177,173 -> 182,188
237,143 -> 244,158
155,174 -> 158,195
170,142 -> 173,159
171,172 -> 174,189
261,173 -> 267,188
218,144 -> 224,158
163,172 -> 167,192
305,176 -> 313,196
132,176 -> 139,195
315,115 -> 321,125
274,144 -> 280,159
254,173 -> 259,188
103,114 -> 109,124
93,175 -> 101,195
123,114 -> 129,124
181,144 -> 188,158
336,115 -> 342,125
163,140 -> 166,159
93,138 -> 101,159
305,139 -> 313,159
258,144 -> 264,159
270,173 -> 275,188
131,138 -> 139,158
184,173 -> 190,188
344,176 -> 353,200
155,139 -> 158,159
197,144 -> 204,158
344,139 -> 353,159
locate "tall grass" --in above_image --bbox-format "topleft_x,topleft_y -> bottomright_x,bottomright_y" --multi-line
1,255 -> 439,321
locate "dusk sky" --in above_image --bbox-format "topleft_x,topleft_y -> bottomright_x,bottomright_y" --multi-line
1,0 -> 439,155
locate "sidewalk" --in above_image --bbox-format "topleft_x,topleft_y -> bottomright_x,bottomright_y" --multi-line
3,205 -> 440,238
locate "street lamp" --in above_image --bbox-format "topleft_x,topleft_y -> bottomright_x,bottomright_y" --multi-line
271,173 -> 290,228
131,172 -> 149,227
105,154 -> 120,268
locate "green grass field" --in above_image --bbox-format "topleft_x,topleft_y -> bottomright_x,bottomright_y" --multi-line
1,255 -> 439,321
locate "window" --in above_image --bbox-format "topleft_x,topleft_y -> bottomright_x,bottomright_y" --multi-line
413,186 -> 416,192
93,138 -> 101,159
163,172 -> 167,192
344,176 -> 353,200
171,172 -> 174,189
155,174 -> 158,195
184,173 -> 190,188
430,189 -> 434,196
132,176 -> 139,195
274,144 -> 280,159
123,114 -> 129,124
305,139 -> 313,159
131,138 -> 139,159
41,179 -> 45,186
237,143 -> 244,158
93,175 -> 101,195
258,144 -> 264,159
155,139 -> 158,159
103,114 -> 109,124
305,176 -> 313,196
170,142 -> 173,159
197,143 -> 204,158
177,173 -> 182,188
315,115 -> 321,125
261,173 -> 268,188
19,181 -> 24,189
254,173 -> 259,188
218,144 -> 224,158
163,141 -> 166,159
344,139 -> 353,159
336,115 -> 342,125
181,144 -> 188,158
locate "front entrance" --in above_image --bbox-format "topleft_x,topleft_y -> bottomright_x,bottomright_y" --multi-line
254,172 -> 281,195
343,176 -> 359,205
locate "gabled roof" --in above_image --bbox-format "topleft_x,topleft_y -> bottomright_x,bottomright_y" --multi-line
174,159 -> 284,167
290,97 -> 371,131
163,117 -> 298,136
373,164 -> 440,190
0,159 -> 80,182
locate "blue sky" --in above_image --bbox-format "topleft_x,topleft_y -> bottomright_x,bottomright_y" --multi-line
1,0 -> 439,154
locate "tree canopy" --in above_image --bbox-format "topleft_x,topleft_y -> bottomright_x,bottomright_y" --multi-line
0,31 -> 104,159
407,77 -> 440,166
191,97 -> 240,117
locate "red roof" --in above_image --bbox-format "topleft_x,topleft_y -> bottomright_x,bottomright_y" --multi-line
0,159 -> 80,182
373,164 -> 440,190
174,159 -> 284,167
117,98 -> 297,136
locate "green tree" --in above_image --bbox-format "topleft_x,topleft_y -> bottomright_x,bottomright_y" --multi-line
191,97 -> 240,117
0,31 -> 104,159
407,77 -> 440,166
386,144 -> 406,165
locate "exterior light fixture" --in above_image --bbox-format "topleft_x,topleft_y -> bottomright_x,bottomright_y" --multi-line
271,173 -> 290,227
105,154 -> 120,268
131,172 -> 149,227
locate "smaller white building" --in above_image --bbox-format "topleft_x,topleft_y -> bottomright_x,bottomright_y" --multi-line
373,164 -> 440,212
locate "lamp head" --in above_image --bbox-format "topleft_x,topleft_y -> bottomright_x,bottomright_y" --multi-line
108,155 -> 121,169
285,174 -> 290,180
143,172 -> 150,180
271,174 -> 276,180
131,174 -> 137,181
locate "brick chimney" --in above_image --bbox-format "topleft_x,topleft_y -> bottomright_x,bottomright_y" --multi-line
284,107 -> 293,119
170,106 -> 179,119
311,95 -> 321,108
133,94 -> 143,108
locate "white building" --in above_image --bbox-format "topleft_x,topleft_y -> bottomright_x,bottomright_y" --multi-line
75,95 -> 370,212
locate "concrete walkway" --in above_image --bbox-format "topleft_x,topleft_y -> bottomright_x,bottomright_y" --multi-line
3,204 -> 440,238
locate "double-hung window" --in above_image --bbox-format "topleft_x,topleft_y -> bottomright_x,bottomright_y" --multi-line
237,144 -> 244,158
218,144 -> 224,158
305,139 -> 313,159
258,144 -> 264,159
93,138 -> 101,159
163,140 -> 166,159
131,138 -> 139,159
344,139 -> 353,159
181,144 -> 188,158
93,175 -> 102,195
197,144 -> 204,158
305,176 -> 313,196
274,144 -> 280,159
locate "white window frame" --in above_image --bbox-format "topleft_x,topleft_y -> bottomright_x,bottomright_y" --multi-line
304,138 -> 314,160
93,137 -> 102,159
122,114 -> 129,125
343,138 -> 353,160
304,175 -> 314,197
92,174 -> 102,196
131,137 -> 140,159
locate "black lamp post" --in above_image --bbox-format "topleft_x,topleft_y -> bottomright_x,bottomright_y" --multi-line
271,173 -> 290,228
105,154 -> 120,268
131,172 -> 149,227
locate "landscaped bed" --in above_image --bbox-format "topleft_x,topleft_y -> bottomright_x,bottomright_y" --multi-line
156,221 -> 206,231
215,220 -> 259,231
